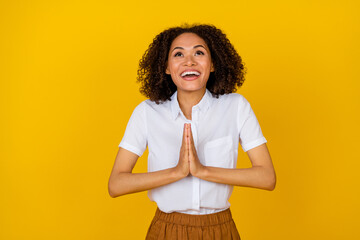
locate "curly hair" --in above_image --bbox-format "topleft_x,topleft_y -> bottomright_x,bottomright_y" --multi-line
137,23 -> 246,104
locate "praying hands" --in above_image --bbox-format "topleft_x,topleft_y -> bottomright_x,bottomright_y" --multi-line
175,123 -> 205,178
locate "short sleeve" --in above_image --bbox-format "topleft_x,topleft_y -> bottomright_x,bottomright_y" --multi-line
118,101 -> 147,157
237,96 -> 267,152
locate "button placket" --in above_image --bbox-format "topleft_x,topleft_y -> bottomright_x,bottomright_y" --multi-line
190,109 -> 200,210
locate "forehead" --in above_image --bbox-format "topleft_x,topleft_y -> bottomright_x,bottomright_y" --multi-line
170,32 -> 208,49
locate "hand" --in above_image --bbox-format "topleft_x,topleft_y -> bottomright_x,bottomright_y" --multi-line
187,124 -> 205,177
175,123 -> 190,178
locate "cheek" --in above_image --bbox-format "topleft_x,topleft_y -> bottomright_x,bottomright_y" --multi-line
170,63 -> 181,75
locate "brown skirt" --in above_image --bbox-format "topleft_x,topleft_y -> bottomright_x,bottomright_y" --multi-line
145,208 -> 241,240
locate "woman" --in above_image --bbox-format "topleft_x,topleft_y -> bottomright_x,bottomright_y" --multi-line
108,23 -> 276,239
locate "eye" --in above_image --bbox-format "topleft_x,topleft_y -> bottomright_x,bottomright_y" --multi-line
174,52 -> 183,57
195,50 -> 205,56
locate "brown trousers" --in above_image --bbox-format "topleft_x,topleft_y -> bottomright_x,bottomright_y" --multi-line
145,208 -> 241,240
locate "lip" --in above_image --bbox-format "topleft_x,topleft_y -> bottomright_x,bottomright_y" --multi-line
180,69 -> 201,76
181,75 -> 200,81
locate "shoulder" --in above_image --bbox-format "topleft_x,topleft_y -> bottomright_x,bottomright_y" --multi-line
128,100 -> 151,118
131,100 -> 147,113
132,99 -> 164,110
142,99 -> 171,110
215,92 -> 249,106
131,99 -> 171,116
215,93 -> 253,119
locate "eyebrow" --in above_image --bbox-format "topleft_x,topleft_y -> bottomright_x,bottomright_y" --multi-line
171,45 -> 206,53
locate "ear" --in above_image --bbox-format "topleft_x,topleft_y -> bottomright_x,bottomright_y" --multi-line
165,61 -> 170,75
210,62 -> 215,72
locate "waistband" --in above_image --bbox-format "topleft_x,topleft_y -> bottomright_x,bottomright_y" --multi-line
153,208 -> 234,227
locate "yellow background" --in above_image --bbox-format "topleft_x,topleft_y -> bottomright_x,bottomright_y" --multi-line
1,0 -> 359,239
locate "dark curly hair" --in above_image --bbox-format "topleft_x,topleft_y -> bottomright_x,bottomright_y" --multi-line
137,23 -> 246,104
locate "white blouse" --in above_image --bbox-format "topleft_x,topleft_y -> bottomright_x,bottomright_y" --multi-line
119,89 -> 267,214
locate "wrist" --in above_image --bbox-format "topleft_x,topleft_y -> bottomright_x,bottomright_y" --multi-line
172,166 -> 187,180
194,164 -> 207,179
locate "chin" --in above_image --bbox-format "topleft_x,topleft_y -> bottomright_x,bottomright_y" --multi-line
177,82 -> 207,92
179,85 -> 205,92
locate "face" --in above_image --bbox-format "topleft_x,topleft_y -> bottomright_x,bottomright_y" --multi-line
166,32 -> 214,94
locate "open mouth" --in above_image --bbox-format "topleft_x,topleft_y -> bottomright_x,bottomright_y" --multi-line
180,71 -> 201,80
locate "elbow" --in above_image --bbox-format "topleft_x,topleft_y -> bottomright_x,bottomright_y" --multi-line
108,182 -> 117,198
264,171 -> 276,191
265,180 -> 276,191
108,179 -> 122,198
108,178 -> 128,198
108,190 -> 117,198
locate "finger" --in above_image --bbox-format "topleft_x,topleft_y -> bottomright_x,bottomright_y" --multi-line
186,125 -> 193,155
188,125 -> 197,153
188,124 -> 194,146
185,124 -> 190,151
182,123 -> 187,146
186,124 -> 191,143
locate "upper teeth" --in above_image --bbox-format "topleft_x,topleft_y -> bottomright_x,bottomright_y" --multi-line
181,71 -> 200,77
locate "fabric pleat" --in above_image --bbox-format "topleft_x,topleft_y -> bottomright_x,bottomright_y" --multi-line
145,208 -> 241,240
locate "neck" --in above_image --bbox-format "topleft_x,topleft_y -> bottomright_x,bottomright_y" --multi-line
177,88 -> 206,120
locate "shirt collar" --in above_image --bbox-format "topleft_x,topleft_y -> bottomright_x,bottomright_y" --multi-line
170,89 -> 212,120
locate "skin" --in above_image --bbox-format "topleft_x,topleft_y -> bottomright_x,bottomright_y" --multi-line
166,32 -> 214,119
108,33 -> 276,198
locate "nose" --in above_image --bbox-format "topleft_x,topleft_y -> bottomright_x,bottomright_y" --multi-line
183,55 -> 196,66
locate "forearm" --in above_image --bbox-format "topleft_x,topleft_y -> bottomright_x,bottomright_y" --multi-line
197,165 -> 276,191
108,167 -> 183,198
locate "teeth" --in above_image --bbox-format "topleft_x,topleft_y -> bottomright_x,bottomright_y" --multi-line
181,71 -> 200,77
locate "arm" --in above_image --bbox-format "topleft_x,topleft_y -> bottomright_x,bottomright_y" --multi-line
198,144 -> 276,190
187,126 -> 276,191
108,124 -> 191,198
